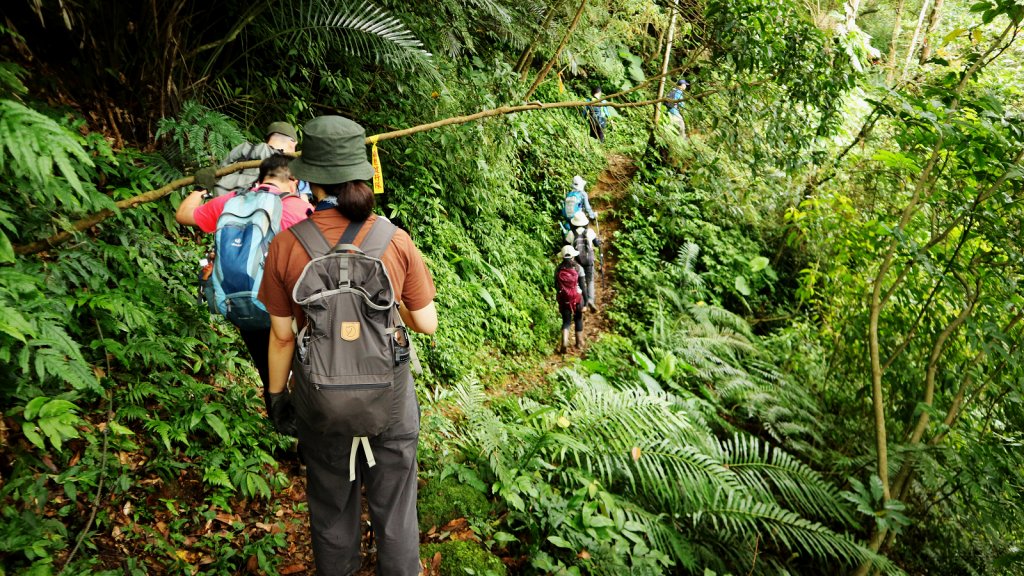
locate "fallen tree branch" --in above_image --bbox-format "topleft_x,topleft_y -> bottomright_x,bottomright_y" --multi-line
15,95 -> 684,256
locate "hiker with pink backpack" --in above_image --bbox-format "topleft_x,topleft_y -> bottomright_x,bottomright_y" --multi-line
555,244 -> 587,353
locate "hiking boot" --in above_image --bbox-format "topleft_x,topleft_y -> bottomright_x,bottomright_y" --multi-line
560,330 -> 570,353
575,331 -> 584,349
587,302 -> 598,313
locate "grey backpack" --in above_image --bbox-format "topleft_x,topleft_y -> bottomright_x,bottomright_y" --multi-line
288,217 -> 412,439
214,142 -> 277,197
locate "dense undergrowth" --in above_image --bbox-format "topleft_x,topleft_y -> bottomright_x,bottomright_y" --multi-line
3,0 -> 1024,574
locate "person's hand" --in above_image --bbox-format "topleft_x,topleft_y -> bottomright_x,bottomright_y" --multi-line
268,392 -> 298,437
193,166 -> 218,191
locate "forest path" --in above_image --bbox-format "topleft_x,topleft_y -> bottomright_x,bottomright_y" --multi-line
574,152 -> 635,352
492,151 -> 636,405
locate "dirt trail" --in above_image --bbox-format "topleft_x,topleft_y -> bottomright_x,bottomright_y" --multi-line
562,152 -> 636,357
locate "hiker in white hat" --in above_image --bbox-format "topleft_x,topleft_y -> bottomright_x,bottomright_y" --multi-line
565,211 -> 601,312
560,175 -> 596,235
554,244 -> 587,352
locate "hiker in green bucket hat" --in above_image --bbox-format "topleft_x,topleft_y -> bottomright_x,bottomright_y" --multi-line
259,115 -> 438,576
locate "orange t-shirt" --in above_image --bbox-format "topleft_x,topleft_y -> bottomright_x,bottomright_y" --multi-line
258,210 -> 435,327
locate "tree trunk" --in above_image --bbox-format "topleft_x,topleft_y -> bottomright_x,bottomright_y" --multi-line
652,0 -> 679,126
523,0 -> 588,101
845,0 -> 861,29
919,0 -> 945,64
515,1 -> 562,77
885,0 -> 906,85
901,0 -> 933,81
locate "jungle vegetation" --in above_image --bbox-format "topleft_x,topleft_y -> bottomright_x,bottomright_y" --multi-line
1,0 -> 1023,574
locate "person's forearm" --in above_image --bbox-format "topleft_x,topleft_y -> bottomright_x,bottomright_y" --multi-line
399,301 -> 438,335
267,331 -> 294,394
175,190 -> 206,226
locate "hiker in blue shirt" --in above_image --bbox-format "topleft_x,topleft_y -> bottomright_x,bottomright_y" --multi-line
561,175 -> 596,235
582,86 -> 609,142
666,78 -> 689,137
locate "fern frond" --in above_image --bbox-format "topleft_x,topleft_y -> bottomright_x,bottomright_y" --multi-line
702,490 -> 900,574
281,0 -> 433,74
0,99 -> 95,206
716,435 -> 857,526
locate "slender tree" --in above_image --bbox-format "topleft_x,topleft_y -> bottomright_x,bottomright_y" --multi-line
901,0 -> 933,80
515,1 -> 563,77
918,0 -> 945,63
885,0 -> 906,85
523,0 -> 587,100
652,0 -> 679,126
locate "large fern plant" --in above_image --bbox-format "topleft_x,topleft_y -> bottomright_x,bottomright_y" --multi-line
444,373 -> 899,575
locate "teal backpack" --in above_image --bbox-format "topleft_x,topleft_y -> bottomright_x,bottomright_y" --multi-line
210,185 -> 293,330
563,190 -> 584,220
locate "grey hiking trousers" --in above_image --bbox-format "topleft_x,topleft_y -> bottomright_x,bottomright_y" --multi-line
298,370 -> 421,576
583,264 -> 596,306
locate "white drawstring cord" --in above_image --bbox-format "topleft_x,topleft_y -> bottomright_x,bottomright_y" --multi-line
348,436 -> 377,481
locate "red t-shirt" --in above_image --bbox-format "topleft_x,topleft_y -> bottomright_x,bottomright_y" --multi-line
193,184 -> 312,233
258,211 -> 436,328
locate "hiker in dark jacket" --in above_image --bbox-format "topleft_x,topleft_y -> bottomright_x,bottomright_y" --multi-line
193,121 -> 300,197
555,245 -> 587,352
565,211 -> 601,312
582,87 -> 609,142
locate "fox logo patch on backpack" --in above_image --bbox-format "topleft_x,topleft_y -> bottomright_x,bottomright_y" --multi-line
288,218 -> 412,439
211,185 -> 292,330
556,265 -> 582,312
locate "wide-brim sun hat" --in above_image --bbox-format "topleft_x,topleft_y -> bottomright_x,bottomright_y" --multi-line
572,175 -> 586,191
289,116 -> 374,185
265,121 -> 298,142
571,212 -> 589,227
561,245 -> 580,259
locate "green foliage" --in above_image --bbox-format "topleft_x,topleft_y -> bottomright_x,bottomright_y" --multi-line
155,100 -> 246,171
20,397 -> 83,452
419,476 -> 492,531
0,78 -> 295,573
443,373 -> 888,575
5,0 -> 1024,572
610,161 -> 787,326
420,540 -> 507,576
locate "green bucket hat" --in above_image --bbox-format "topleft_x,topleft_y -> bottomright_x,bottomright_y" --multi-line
289,116 -> 374,185
265,121 -> 298,142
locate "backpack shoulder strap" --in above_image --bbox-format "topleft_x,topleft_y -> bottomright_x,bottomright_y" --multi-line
333,218 -> 397,257
358,218 -> 398,258
329,219 -> 366,254
290,219 -> 332,259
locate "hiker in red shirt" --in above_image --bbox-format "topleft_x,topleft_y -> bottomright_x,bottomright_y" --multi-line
175,154 -> 311,409
555,244 -> 587,352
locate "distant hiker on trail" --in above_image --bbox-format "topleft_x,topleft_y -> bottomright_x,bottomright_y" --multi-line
555,244 -> 587,353
192,121 -> 300,198
582,86 -> 609,142
176,154 -> 312,411
565,211 -> 601,312
561,175 -> 596,235
666,78 -> 689,137
258,115 -> 437,576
